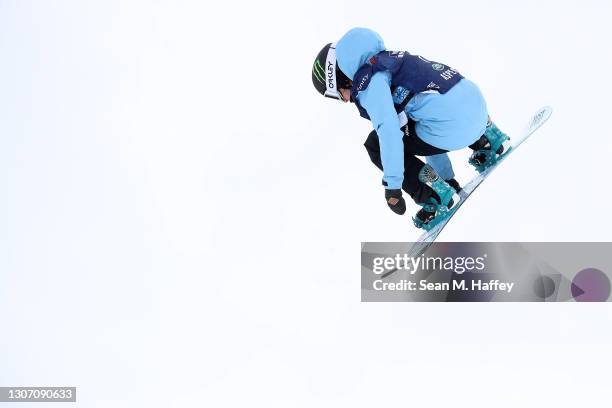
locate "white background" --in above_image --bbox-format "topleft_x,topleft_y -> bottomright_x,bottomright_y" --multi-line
1,0 -> 611,407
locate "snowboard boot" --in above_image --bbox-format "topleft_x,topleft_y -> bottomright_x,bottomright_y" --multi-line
469,119 -> 510,173
445,178 -> 462,194
413,165 -> 457,230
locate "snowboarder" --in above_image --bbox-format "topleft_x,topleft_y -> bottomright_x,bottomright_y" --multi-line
312,27 -> 508,229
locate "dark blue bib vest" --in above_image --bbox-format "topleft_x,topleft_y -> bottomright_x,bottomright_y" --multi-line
350,51 -> 464,120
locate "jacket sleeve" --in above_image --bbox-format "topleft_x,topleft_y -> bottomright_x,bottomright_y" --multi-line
358,71 -> 404,190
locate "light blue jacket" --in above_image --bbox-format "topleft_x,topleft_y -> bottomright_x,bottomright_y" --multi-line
336,28 -> 488,189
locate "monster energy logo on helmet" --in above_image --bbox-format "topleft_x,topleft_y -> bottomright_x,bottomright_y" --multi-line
312,42 -> 350,101
313,59 -> 325,85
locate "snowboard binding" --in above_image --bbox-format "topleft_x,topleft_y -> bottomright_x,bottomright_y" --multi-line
469,120 -> 511,173
412,165 -> 458,231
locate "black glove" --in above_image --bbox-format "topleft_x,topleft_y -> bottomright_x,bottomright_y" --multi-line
385,189 -> 406,215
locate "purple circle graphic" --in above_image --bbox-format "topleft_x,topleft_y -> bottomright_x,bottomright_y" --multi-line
571,268 -> 610,302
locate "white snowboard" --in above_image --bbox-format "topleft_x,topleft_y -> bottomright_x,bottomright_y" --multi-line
407,106 -> 553,258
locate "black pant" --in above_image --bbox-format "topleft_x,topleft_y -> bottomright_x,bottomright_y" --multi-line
364,120 -> 448,203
